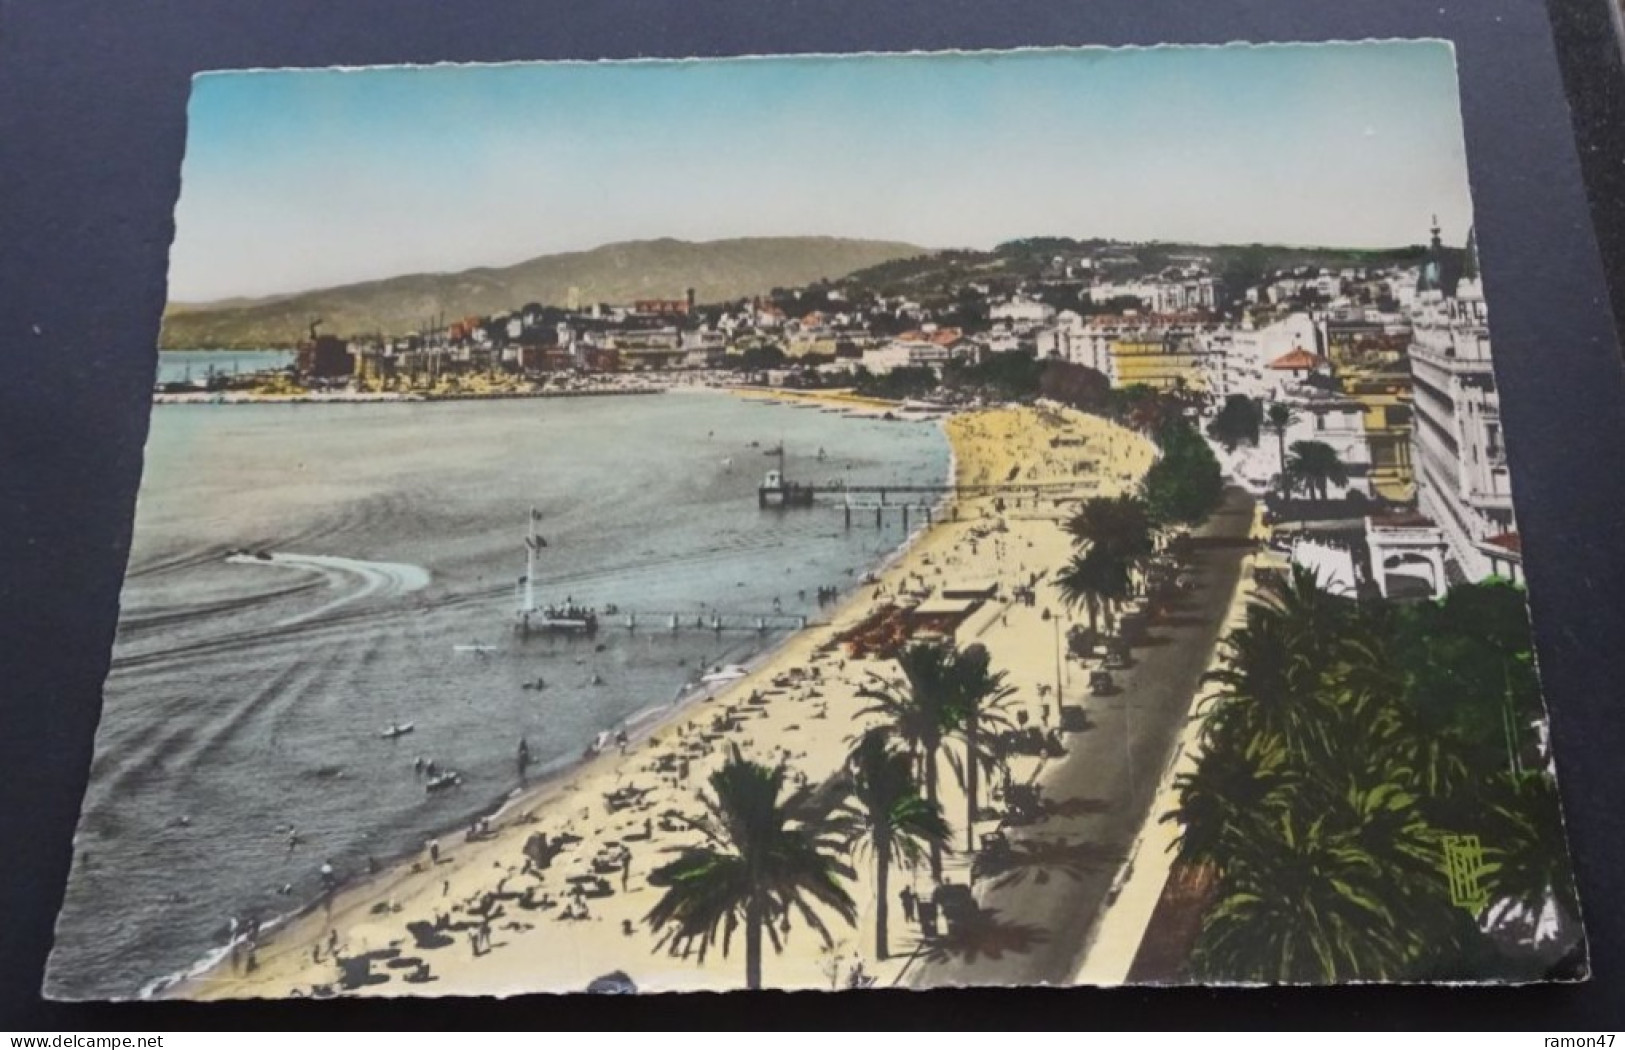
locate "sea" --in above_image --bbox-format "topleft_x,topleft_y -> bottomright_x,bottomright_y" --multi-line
155,350 -> 295,386
45,390 -> 949,999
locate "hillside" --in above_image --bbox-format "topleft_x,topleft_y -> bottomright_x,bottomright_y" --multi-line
839,237 -> 1445,304
160,237 -> 929,349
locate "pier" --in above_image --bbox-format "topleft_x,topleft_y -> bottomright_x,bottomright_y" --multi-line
513,505 -> 820,638
757,444 -> 1087,512
610,610 -> 814,633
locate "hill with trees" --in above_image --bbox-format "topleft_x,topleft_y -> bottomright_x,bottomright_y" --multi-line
160,236 -> 929,349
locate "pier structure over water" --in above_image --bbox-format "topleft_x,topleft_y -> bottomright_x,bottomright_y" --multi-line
512,504 -> 816,638
757,443 -> 1087,517
611,610 -> 813,634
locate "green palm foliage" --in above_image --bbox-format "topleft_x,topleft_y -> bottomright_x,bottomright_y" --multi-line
1055,546 -> 1132,636
857,640 -> 1018,875
1065,495 -> 1157,564
943,643 -> 1019,852
1170,567 -> 1582,982
834,730 -> 951,960
856,641 -> 961,880
644,745 -> 857,989
1164,725 -> 1295,870
1284,439 -> 1349,501
1190,802 -> 1433,982
1477,770 -> 1581,921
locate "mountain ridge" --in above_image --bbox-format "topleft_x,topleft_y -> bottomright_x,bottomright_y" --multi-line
159,236 -> 932,349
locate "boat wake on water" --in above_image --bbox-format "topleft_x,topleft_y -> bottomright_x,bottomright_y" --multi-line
225,552 -> 431,626
47,394 -> 951,1000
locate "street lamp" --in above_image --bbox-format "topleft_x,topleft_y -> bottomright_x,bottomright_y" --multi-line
1052,616 -> 1064,724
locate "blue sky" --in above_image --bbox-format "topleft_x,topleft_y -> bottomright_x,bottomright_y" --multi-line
171,43 -> 1473,302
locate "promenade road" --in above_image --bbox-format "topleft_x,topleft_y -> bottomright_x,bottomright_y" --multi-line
904,486 -> 1256,988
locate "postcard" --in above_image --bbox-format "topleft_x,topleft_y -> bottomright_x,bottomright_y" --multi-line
46,42 -> 1585,999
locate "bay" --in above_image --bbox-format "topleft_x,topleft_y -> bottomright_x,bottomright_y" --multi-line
46,391 -> 948,999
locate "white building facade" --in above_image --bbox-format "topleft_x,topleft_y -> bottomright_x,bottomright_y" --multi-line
1407,273 -> 1519,582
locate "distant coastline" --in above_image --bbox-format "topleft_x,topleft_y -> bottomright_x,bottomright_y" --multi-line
152,386 -> 667,406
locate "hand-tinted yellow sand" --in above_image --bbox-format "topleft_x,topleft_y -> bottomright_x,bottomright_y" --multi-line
178,401 -> 1159,998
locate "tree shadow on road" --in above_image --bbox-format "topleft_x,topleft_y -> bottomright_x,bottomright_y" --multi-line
916,907 -> 1051,966
972,836 -> 1124,890
1180,535 -> 1256,552
1035,795 -> 1113,821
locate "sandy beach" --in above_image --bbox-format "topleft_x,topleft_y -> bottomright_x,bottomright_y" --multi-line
173,400 -> 1158,999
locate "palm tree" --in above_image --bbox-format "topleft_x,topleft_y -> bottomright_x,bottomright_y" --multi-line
1190,797 -> 1436,982
1065,494 -> 1156,563
856,641 -> 961,880
1055,546 -> 1132,638
1202,565 -> 1369,765
1165,721 -> 1296,869
1284,440 -> 1349,502
644,746 -> 857,989
945,643 -> 1019,852
1476,769 -> 1581,923
1264,402 -> 1299,495
835,730 -> 950,960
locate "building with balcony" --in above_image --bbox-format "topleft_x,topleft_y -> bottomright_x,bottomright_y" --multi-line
1406,233 -> 1519,583
1339,365 -> 1416,503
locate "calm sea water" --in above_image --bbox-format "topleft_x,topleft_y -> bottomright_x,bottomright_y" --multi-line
46,392 -> 948,999
156,350 -> 294,386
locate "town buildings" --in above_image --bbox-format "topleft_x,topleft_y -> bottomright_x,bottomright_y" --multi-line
1407,234 -> 1519,583
288,227 -> 1520,594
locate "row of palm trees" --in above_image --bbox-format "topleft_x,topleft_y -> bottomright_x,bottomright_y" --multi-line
1055,493 -> 1159,639
1166,566 -> 1579,982
644,640 -> 1019,987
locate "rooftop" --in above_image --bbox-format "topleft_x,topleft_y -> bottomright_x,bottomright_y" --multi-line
1268,347 -> 1329,371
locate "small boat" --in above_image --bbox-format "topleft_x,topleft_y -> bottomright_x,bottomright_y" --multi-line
700,664 -> 749,685
425,771 -> 462,793
454,643 -> 498,654
380,722 -> 415,740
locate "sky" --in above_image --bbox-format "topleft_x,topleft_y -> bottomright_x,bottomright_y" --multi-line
169,43 -> 1475,302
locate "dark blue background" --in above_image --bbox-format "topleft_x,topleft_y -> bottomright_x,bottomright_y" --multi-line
3,0 -> 1623,1029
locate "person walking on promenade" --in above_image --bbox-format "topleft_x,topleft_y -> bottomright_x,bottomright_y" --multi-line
900,885 -> 917,923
